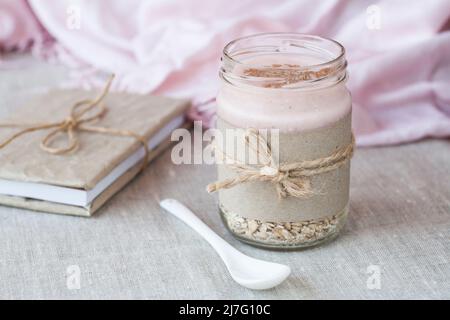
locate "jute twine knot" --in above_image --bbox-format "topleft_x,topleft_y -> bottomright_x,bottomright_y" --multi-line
207,128 -> 355,199
0,74 -> 149,168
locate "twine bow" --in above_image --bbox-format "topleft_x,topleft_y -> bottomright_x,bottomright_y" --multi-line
0,75 -> 149,168
207,128 -> 354,199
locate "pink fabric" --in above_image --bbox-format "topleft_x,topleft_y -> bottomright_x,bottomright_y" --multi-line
0,0 -> 48,53
6,0 -> 450,145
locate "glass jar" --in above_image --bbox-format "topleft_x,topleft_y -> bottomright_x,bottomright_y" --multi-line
212,33 -> 352,249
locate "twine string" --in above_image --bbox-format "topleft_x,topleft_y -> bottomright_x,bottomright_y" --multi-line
207,128 -> 354,199
0,75 -> 149,168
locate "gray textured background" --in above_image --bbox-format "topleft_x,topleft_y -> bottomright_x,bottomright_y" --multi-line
0,55 -> 449,299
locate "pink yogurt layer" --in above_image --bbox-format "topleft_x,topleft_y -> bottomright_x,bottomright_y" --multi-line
217,53 -> 351,132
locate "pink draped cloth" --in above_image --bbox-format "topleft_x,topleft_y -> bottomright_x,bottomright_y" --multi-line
0,0 -> 48,53
1,0 -> 450,146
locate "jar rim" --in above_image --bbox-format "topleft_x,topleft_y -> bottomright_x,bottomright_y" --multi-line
221,32 -> 347,90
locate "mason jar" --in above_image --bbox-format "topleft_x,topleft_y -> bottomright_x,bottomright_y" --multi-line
209,33 -> 353,249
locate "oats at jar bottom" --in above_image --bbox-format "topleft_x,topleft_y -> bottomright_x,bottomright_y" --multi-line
222,208 -> 340,246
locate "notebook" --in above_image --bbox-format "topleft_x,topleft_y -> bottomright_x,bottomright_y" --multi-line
0,89 -> 190,216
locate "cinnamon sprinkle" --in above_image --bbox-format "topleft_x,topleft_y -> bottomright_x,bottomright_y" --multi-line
244,64 -> 333,88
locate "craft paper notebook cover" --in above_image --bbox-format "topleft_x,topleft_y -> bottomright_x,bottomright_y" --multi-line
0,87 -> 190,217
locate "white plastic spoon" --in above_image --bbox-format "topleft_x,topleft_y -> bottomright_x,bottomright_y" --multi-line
160,199 -> 291,290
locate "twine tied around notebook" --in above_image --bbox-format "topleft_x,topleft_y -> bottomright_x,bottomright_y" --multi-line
207,128 -> 355,199
0,75 -> 149,169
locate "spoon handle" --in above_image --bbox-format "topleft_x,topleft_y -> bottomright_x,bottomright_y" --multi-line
160,199 -> 239,258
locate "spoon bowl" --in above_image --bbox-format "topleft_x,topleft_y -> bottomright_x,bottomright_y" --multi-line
160,199 -> 291,290
224,251 -> 291,290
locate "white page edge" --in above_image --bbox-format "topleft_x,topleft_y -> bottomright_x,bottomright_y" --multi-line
0,115 -> 185,207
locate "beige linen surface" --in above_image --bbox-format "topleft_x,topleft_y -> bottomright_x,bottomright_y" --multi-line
0,55 -> 449,299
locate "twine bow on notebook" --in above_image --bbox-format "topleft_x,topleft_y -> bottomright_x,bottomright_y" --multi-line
0,75 -> 149,168
207,128 -> 355,199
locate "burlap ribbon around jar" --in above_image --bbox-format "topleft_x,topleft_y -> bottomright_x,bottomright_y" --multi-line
207,128 -> 355,199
